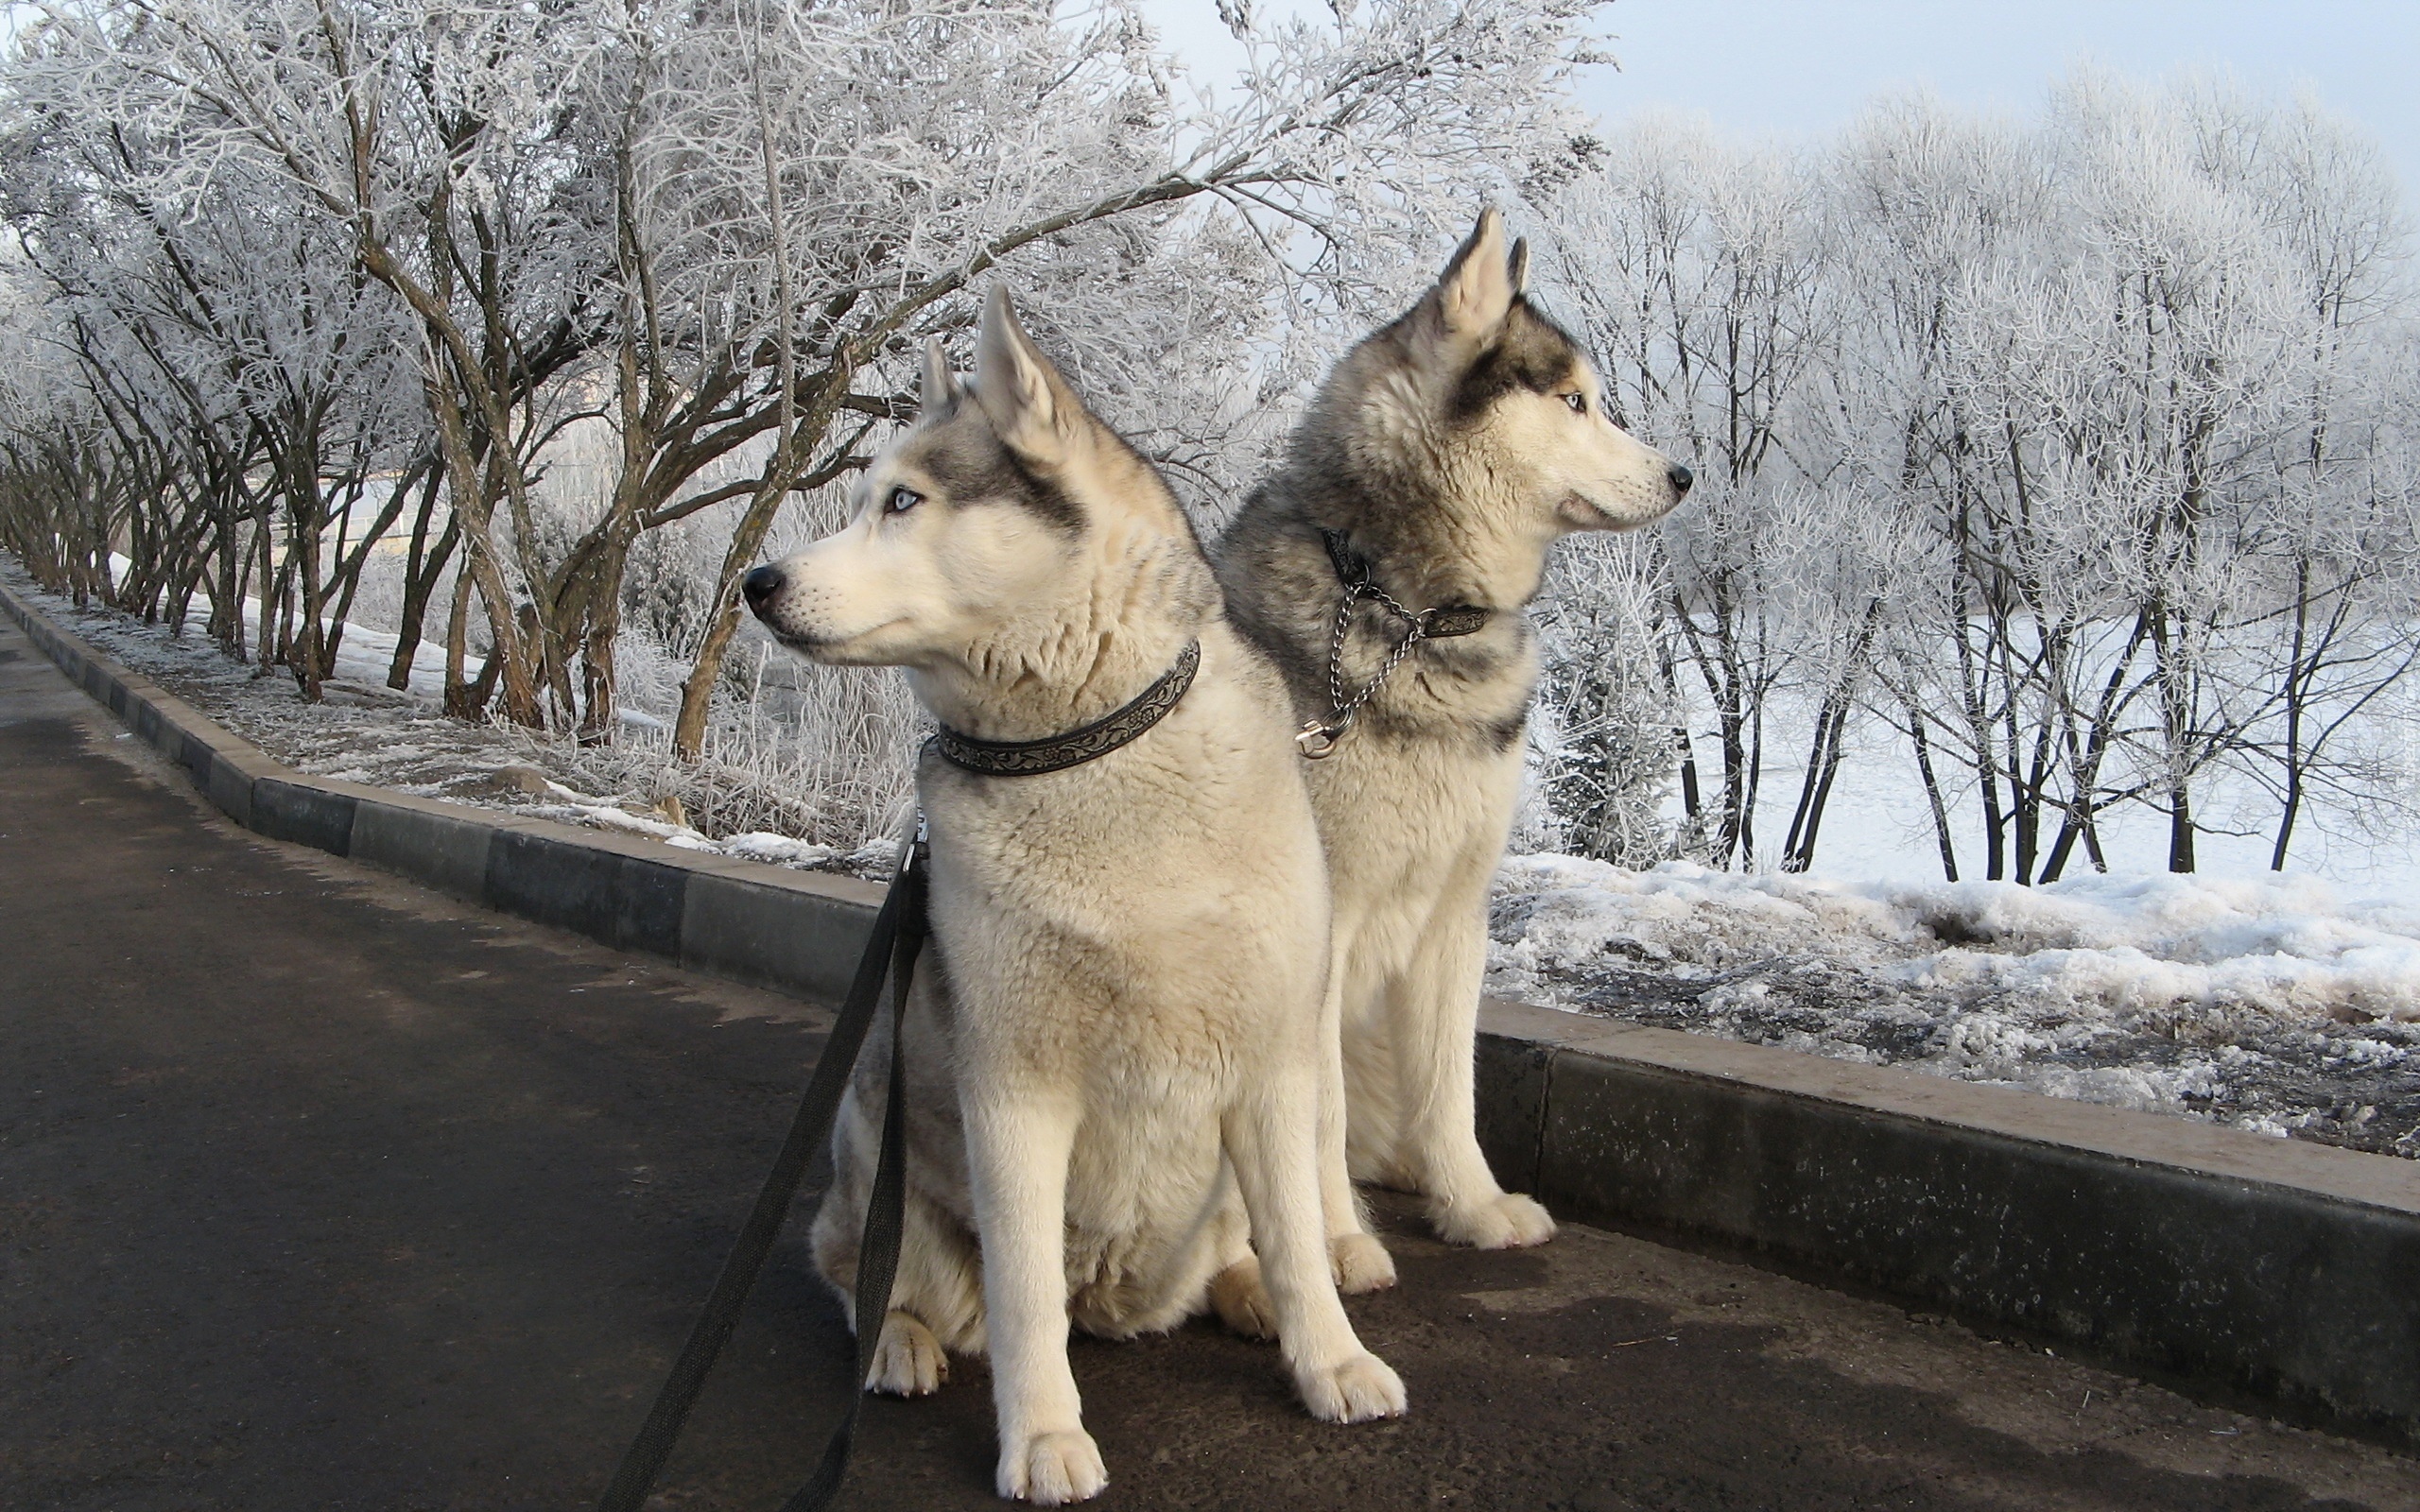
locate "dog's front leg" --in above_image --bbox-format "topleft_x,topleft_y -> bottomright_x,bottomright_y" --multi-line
1227,1070 -> 1406,1423
1394,909 -> 1556,1249
1315,936 -> 1395,1293
962,1087 -> 1101,1504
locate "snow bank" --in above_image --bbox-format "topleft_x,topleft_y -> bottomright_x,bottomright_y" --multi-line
1491,854 -> 2420,1023
1489,854 -> 2420,1155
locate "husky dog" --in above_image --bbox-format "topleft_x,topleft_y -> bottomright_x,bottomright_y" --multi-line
1215,210 -> 1692,1263
743,286 -> 1404,1504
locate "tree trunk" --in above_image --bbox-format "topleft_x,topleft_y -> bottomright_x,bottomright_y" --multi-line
424,370 -> 540,725
2147,606 -> 2198,873
2271,557 -> 2313,871
389,472 -> 457,692
1902,696 -> 1959,883
672,378 -> 855,760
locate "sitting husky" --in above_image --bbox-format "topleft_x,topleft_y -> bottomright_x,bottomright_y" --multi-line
743,286 -> 1404,1504
1215,211 -> 1692,1263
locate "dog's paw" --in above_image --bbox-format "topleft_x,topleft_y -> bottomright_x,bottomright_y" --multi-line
997,1429 -> 1108,1504
865,1310 -> 947,1396
1329,1231 -> 1396,1294
1296,1351 -> 1408,1423
1210,1256 -> 1277,1340
1431,1191 -> 1556,1249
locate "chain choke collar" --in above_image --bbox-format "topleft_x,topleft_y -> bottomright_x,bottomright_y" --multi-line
1297,529 -> 1491,760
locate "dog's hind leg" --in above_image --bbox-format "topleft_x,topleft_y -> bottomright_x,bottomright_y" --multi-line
810,1083 -> 983,1395
861,1190 -> 984,1394
869,1310 -> 948,1395
815,1189 -> 979,1396
1198,1186 -> 1273,1339
1209,1254 -> 1277,1339
1225,1068 -> 1406,1425
1390,905 -> 1556,1251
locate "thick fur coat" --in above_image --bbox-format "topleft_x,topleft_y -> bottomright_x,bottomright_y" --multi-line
746,287 -> 1403,1505
1215,211 -> 1691,1257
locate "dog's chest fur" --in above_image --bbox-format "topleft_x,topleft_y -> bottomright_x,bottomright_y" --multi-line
1217,493 -> 1534,907
911,628 -> 1329,1319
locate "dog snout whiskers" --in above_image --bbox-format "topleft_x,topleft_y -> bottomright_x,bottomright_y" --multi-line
742,564 -> 786,613
1667,462 -> 1694,497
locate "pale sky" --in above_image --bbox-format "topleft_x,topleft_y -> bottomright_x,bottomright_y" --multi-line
1143,0 -> 2420,198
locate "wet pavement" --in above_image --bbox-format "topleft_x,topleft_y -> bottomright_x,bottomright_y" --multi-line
4,616 -> 2414,1512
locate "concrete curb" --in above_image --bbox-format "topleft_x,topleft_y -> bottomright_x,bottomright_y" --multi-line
7,577 -> 2416,1452
1472,1000 -> 2420,1451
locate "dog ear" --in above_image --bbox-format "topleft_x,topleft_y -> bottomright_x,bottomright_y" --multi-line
1433,209 -> 1516,341
920,336 -> 959,415
974,284 -> 1080,467
1509,235 -> 1531,297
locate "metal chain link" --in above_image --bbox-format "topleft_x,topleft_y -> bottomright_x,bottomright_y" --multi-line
1298,581 -> 1435,760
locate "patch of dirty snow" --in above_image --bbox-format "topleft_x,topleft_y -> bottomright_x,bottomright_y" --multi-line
721,831 -> 837,868
1488,854 -> 2420,1159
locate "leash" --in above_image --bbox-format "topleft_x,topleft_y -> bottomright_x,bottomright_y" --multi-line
596,824 -> 927,1512
1297,529 -> 1489,759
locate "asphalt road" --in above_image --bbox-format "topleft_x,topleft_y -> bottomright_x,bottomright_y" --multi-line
3,615 -> 2414,1512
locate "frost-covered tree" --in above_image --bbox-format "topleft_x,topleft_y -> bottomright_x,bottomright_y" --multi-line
0,0 -> 1606,758
1530,531 -> 1679,866
0,36 -> 430,695
1523,74 -> 2419,880
1537,117 -> 1839,868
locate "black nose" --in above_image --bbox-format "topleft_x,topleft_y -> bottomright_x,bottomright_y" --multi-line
1668,462 -> 1694,496
741,564 -> 785,610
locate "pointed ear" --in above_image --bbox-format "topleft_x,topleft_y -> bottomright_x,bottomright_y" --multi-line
1433,209 -> 1515,341
1508,235 -> 1531,297
919,336 -> 959,416
974,284 -> 1080,466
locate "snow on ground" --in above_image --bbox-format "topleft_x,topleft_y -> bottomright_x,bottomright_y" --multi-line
1748,683 -> 2420,896
5,563 -> 898,880
1489,853 -> 2420,1159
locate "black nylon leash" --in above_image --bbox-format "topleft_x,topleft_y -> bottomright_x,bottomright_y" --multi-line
596,832 -> 927,1512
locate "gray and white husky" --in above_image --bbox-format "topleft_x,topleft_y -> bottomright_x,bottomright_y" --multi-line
745,286 -> 1404,1505
1216,211 -> 1692,1265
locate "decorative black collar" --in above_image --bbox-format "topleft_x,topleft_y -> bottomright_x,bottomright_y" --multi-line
1318,529 -> 1490,638
931,640 -> 1201,777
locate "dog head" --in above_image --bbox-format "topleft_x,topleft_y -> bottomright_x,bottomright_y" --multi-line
1313,210 -> 1691,558
743,285 -> 1200,673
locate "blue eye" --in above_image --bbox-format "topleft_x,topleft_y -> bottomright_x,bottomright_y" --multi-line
885,486 -> 923,515
1564,392 -> 1588,415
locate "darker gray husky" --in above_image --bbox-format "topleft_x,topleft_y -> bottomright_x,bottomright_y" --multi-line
1216,210 -> 1692,1278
